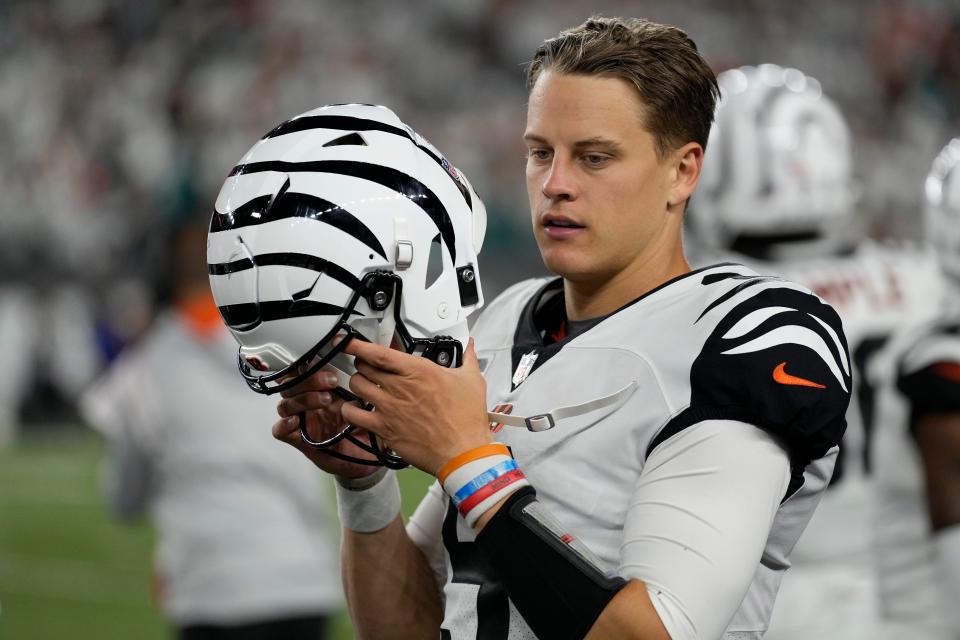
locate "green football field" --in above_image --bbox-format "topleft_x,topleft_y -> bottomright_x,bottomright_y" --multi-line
0,427 -> 435,640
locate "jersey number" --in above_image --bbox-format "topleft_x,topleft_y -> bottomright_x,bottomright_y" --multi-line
441,499 -> 509,639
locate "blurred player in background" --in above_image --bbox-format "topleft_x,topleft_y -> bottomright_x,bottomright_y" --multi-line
686,64 -> 948,639
81,218 -> 343,640
871,138 -> 960,639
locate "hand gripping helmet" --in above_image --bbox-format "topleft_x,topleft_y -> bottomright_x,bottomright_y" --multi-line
207,104 -> 487,467
924,138 -> 960,282
690,64 -> 857,257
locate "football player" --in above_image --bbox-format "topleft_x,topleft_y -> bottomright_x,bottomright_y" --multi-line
238,18 -> 851,640
686,64 -> 948,639
871,138 -> 960,639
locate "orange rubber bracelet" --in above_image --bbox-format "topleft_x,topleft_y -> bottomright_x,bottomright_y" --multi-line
437,443 -> 512,483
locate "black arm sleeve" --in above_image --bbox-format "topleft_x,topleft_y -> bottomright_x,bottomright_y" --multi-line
475,486 -> 627,640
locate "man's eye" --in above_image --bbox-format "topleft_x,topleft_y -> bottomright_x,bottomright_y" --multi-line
528,149 -> 551,161
584,154 -> 609,166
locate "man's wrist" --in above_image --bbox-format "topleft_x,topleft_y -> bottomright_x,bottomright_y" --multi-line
438,443 -> 530,528
473,495 -> 510,532
336,466 -> 389,490
335,467 -> 401,533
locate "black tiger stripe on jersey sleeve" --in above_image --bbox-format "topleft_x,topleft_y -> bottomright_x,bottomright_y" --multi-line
649,285 -> 851,498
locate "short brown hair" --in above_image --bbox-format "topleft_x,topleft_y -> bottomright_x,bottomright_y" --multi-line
526,16 -> 719,159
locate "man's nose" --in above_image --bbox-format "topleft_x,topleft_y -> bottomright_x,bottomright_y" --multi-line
542,157 -> 577,201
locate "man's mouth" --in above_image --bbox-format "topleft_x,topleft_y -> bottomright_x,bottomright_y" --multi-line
542,214 -> 585,230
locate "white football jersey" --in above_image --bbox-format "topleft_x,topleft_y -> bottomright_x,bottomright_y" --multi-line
81,313 -> 343,625
408,263 -> 851,639
872,302 -> 960,638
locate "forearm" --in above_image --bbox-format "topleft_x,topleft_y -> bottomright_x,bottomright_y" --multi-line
335,468 -> 443,638
342,514 -> 443,639
585,581 -> 669,640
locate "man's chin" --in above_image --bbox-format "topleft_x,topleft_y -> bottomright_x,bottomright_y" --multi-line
540,254 -> 601,283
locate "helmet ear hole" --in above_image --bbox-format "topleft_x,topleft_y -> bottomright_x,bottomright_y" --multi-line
425,234 -> 443,289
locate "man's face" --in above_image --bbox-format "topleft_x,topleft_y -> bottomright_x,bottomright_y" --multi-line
525,71 -> 677,284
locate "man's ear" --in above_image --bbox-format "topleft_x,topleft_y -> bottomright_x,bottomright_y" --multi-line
668,142 -> 704,208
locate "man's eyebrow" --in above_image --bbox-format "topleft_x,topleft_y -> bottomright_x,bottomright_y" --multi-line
571,137 -> 623,152
522,134 -> 623,153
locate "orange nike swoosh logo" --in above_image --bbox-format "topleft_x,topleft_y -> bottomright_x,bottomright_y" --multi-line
773,361 -> 826,389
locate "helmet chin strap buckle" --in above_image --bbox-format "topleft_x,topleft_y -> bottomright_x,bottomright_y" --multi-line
395,217 -> 413,270
418,336 -> 462,368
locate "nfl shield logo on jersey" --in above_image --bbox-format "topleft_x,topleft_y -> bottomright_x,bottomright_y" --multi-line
512,351 -> 539,387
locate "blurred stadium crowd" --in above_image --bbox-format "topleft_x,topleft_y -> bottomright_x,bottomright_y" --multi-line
0,0 -> 958,434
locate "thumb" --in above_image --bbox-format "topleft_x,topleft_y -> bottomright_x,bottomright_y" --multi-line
462,338 -> 480,371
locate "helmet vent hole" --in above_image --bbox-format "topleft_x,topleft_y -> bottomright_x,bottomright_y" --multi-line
322,132 -> 367,147
425,233 -> 443,289
292,273 -> 322,301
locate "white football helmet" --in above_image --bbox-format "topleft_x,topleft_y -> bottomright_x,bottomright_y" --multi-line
925,138 -> 960,282
207,104 -> 487,466
691,64 -> 857,256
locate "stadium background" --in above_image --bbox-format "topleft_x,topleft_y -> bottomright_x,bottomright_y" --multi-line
0,1 -> 958,638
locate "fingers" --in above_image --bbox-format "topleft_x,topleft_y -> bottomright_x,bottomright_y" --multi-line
272,415 -> 301,445
280,368 -> 341,398
461,338 -> 479,372
277,391 -> 340,418
349,372 -> 388,405
274,408 -> 344,446
341,401 -> 388,436
353,359 -> 386,386
342,338 -> 408,374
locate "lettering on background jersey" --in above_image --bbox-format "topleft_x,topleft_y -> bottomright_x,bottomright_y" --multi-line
808,266 -> 904,313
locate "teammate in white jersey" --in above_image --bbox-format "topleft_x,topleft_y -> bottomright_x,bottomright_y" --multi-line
262,18 -> 850,639
84,221 -> 343,639
686,65 -> 947,640
872,138 -> 960,639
